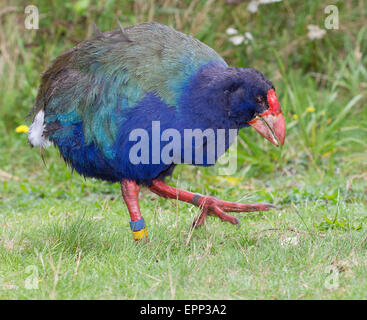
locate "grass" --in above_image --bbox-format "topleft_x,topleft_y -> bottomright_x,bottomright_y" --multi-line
1,150 -> 367,299
0,0 -> 366,299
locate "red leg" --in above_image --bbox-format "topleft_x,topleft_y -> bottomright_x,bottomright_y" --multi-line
149,179 -> 276,228
121,179 -> 148,241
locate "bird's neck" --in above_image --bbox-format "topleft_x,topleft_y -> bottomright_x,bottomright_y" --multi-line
178,63 -> 246,130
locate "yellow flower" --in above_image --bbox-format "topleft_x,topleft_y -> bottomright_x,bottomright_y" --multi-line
306,106 -> 316,113
223,176 -> 241,185
15,125 -> 29,133
292,114 -> 298,120
215,176 -> 241,186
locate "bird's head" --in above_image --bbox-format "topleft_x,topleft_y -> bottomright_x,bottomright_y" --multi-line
222,67 -> 286,147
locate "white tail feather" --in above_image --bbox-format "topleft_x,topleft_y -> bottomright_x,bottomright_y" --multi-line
28,110 -> 51,147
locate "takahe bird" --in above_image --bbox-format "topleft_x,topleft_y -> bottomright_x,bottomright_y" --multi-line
28,22 -> 285,240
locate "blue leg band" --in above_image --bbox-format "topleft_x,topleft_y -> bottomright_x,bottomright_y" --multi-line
129,218 -> 145,231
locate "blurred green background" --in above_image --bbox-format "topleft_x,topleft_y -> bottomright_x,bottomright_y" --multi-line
0,0 -> 366,176
0,0 -> 366,299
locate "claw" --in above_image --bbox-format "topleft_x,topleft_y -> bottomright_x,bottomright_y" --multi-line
192,208 -> 208,228
234,216 -> 241,228
262,203 -> 278,210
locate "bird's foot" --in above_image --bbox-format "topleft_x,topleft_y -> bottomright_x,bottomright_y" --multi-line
148,179 -> 276,231
192,196 -> 276,228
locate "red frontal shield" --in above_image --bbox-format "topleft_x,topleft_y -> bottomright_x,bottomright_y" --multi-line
248,89 -> 285,146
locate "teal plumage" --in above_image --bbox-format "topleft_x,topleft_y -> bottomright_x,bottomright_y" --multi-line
29,22 -> 227,159
76,22 -> 227,106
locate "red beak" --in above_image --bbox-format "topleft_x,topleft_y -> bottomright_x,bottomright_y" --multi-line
248,89 -> 286,147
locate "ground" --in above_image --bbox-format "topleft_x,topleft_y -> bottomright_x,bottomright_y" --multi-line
0,140 -> 366,299
0,0 -> 366,299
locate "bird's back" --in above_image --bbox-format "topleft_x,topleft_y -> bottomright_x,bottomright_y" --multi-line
100,22 -> 227,105
30,22 -> 226,118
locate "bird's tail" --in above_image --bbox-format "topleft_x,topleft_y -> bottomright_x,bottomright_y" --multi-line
28,109 -> 51,148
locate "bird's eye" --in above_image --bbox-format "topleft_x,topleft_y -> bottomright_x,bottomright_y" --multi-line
255,96 -> 265,105
255,96 -> 268,113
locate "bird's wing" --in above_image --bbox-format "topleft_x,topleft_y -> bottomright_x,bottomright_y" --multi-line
74,22 -> 227,105
29,22 -> 227,158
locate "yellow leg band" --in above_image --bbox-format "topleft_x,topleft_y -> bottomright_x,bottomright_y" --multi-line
132,228 -> 148,240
